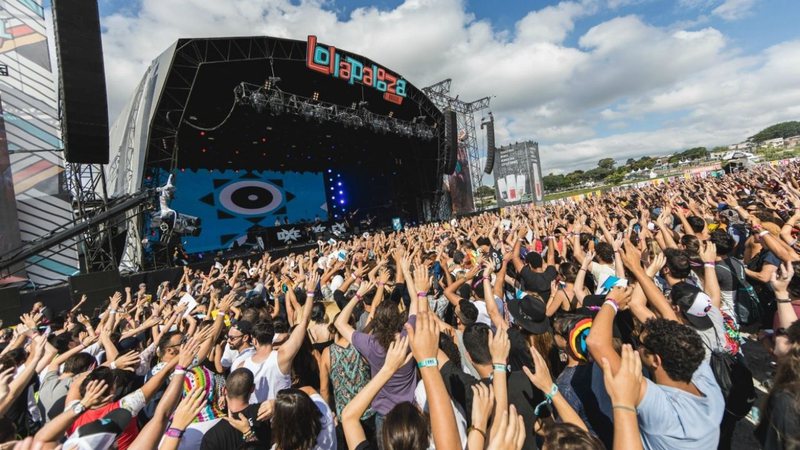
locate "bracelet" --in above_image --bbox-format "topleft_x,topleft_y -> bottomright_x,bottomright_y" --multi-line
351,274 -> 358,280
173,369 -> 186,375
758,230 -> 770,237
377,281 -> 385,286
704,262 -> 716,268
544,383 -> 559,400
467,426 -> 486,439
417,358 -> 438,369
578,267 -> 587,272
355,293 -> 362,301
603,299 -> 619,314
493,363 -> 507,372
175,365 -> 187,372
165,427 -> 185,439
306,291 -> 315,297
417,291 -> 427,298
242,429 -> 255,441
612,405 -> 637,414
776,298 -> 792,303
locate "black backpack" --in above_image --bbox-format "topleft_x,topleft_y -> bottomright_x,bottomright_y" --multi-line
720,257 -> 763,326
703,321 -> 756,419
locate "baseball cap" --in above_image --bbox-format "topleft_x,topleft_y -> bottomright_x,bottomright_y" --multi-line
670,282 -> 713,330
62,408 -> 132,450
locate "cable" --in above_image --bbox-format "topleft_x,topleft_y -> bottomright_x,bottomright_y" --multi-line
182,92 -> 240,132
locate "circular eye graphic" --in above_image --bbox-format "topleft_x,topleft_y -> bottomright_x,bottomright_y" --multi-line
218,181 -> 283,215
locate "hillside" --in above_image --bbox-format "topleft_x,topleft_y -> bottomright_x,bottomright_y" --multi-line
749,121 -> 800,142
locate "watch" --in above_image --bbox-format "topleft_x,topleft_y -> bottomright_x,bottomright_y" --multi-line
71,402 -> 86,415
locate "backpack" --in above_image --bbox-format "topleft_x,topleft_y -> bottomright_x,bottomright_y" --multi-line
703,318 -> 756,419
720,257 -> 763,326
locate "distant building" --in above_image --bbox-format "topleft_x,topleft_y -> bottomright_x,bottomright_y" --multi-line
727,141 -> 755,152
759,137 -> 785,149
784,135 -> 800,148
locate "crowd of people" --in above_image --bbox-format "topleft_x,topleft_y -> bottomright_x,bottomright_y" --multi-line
0,162 -> 799,450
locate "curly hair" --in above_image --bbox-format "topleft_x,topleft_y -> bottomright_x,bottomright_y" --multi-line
541,423 -> 604,450
641,318 -> 705,383
365,301 -> 407,350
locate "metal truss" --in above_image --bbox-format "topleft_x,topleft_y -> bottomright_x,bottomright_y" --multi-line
423,79 -> 491,210
64,163 -> 117,272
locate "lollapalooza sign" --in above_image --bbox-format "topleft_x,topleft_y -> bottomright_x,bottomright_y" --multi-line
306,35 -> 407,105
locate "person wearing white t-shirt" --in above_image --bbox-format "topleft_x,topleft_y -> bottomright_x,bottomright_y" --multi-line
235,273 -> 317,403
270,388 -> 337,450
216,321 -> 255,373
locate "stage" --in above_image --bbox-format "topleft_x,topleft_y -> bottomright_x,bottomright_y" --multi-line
107,35 -> 450,270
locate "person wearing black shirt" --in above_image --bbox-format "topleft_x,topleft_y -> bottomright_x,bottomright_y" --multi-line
511,230 -> 558,301
200,368 -> 271,450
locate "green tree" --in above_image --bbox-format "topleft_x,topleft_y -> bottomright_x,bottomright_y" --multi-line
475,185 -> 495,197
605,172 -> 625,185
749,121 -> 800,143
598,158 -> 616,169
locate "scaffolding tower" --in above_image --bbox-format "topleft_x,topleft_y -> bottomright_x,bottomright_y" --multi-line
422,79 -> 490,209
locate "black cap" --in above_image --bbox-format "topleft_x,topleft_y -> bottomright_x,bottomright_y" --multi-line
670,282 -> 713,330
508,295 -> 551,334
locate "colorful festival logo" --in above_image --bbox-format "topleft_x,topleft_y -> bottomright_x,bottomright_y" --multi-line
306,35 -> 407,105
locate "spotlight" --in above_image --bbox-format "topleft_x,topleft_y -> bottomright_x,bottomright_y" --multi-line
337,182 -> 342,186
339,200 -> 345,204
312,92 -> 320,101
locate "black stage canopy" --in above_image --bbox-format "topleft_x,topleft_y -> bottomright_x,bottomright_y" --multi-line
142,36 -> 445,225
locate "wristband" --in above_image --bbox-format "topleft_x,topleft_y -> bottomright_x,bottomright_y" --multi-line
355,293 -> 362,301
467,426 -> 486,439
175,365 -> 187,372
534,384 -> 559,416
110,361 -> 117,370
704,262 -> 716,268
417,358 -> 438,369
173,369 -> 186,375
758,230 -> 770,237
306,291 -> 315,297
544,383 -> 559,400
165,427 -> 185,439
603,299 -> 619,314
417,291 -> 427,298
377,281 -> 385,286
776,298 -> 792,303
612,405 -> 637,414
351,273 -> 358,280
493,363 -> 507,372
242,429 -> 255,441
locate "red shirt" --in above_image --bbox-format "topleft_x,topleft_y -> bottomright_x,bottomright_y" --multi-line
67,401 -> 138,450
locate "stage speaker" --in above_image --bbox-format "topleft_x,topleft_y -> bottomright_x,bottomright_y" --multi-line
482,113 -> 496,174
0,287 -> 22,326
52,0 -> 110,164
68,270 -> 122,312
444,109 -> 458,175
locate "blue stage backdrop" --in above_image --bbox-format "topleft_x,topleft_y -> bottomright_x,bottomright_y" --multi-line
170,169 -> 328,252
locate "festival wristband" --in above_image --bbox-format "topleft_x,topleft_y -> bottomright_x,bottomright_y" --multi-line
612,405 -> 637,414
704,262 -> 716,268
493,363 -> 507,372
175,365 -> 187,372
173,369 -> 186,376
417,358 -> 438,369
417,291 -> 427,298
165,428 -> 185,439
758,230 -> 770,237
306,291 -> 315,297
603,299 -> 619,314
544,383 -> 559,400
776,298 -> 791,303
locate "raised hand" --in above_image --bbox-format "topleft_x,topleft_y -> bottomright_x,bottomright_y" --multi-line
600,344 -> 642,409
80,379 -> 111,409
700,241 -> 717,264
404,310 -> 439,363
382,335 -> 412,373
222,409 -> 253,435
486,405 -> 526,450
522,346 -> 553,393
171,386 -> 207,431
113,351 -> 141,371
488,327 -> 510,365
305,271 -> 321,293
0,367 -> 13,398
470,383 -> 494,434
412,263 -> 431,294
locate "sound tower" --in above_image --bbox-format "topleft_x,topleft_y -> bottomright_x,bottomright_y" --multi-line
444,109 -> 458,174
52,0 -> 110,164
482,112 -> 496,174
68,269 -> 122,312
0,287 -> 21,326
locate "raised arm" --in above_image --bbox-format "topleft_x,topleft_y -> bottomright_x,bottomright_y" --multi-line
277,272 -> 318,373
523,347 -> 588,431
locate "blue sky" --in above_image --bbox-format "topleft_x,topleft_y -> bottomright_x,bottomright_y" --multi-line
90,0 -> 800,173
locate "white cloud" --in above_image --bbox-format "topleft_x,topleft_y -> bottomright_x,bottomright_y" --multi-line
98,0 -> 798,175
712,0 -> 757,20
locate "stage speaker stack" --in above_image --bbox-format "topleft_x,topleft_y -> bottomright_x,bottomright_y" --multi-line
444,109 -> 458,175
68,270 -> 122,312
0,287 -> 22,326
483,112 -> 496,174
52,0 -> 110,164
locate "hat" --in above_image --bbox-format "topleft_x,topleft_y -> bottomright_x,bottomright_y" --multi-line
568,318 -> 593,362
63,408 -> 132,450
671,283 -> 713,330
507,295 -> 551,334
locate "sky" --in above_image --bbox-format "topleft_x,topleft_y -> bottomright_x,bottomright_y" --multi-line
76,0 -> 800,174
